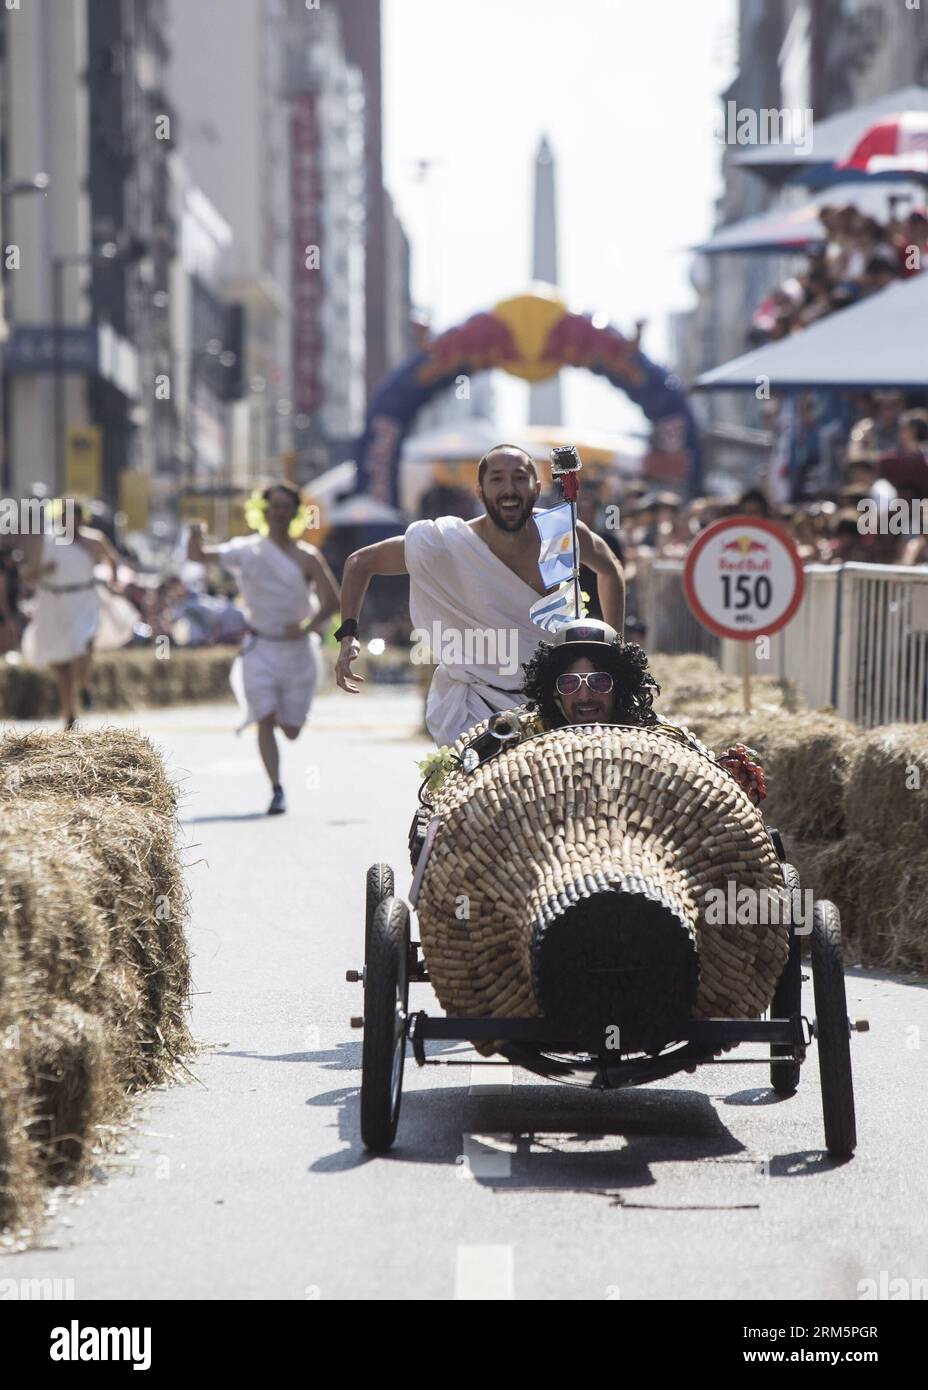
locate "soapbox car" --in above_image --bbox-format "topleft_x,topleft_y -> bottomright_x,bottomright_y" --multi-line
346,720 -> 866,1161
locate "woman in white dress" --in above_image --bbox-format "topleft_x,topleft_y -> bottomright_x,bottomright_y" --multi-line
22,503 -> 137,728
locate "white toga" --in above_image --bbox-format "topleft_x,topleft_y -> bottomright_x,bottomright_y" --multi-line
22,533 -> 136,666
218,535 -> 321,730
405,516 -> 552,747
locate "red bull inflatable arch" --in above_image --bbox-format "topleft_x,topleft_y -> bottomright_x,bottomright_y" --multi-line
353,287 -> 703,502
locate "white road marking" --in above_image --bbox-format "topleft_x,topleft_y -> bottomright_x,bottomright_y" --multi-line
459,1133 -> 515,1180
455,1245 -> 514,1300
469,1063 -> 513,1096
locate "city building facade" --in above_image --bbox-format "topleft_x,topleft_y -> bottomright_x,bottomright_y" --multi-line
1,0 -> 177,512
676,0 -> 928,488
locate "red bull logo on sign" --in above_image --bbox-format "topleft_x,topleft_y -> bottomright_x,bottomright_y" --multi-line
683,516 -> 805,642
719,534 -> 772,571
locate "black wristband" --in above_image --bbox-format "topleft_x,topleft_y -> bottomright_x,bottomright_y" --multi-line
334,619 -> 359,642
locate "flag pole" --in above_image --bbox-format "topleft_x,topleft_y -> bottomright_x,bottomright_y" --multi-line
550,446 -> 582,619
568,495 -> 581,618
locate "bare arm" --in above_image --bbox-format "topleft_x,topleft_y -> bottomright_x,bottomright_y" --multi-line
20,533 -> 50,584
85,527 -> 122,584
901,534 -> 928,567
187,521 -> 223,564
335,535 -> 408,693
576,521 -> 626,634
338,535 -> 407,621
300,544 -> 341,632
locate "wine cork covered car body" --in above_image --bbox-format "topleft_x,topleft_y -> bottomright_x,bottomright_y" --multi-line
350,710 -> 864,1161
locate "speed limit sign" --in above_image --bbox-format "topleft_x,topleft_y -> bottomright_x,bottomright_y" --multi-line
683,516 -> 804,641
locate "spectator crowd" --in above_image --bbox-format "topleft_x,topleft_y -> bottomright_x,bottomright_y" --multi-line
749,199 -> 927,343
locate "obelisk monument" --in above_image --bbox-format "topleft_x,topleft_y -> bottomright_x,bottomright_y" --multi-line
529,134 -> 563,426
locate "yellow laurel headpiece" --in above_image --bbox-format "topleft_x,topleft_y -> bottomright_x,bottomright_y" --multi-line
48,497 -> 90,528
244,489 -> 310,539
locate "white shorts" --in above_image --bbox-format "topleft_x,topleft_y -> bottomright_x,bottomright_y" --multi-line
230,633 -> 321,731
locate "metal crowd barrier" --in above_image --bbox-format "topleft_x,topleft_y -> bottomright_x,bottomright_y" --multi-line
638,560 -> 720,661
835,563 -> 928,727
643,559 -> 928,727
719,565 -> 840,712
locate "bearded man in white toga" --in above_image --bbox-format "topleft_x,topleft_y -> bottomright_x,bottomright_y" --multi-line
335,445 -> 625,747
189,482 -> 340,815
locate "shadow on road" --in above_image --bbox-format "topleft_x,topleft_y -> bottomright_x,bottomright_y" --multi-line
765,1150 -> 852,1176
218,1038 -> 466,1069
219,1041 -> 845,1188
722,1086 -> 788,1107
303,1064 -> 754,1197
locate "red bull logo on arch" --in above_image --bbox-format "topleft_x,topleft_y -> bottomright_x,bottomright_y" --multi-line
355,288 -> 703,506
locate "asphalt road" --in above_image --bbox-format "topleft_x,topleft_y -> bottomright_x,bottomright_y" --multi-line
2,689 -> 927,1300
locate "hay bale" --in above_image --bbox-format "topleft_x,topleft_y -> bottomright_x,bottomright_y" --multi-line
790,835 -> 928,974
0,729 -> 176,811
789,839 -> 847,907
844,725 -> 928,847
682,710 -> 854,842
19,1004 -> 112,1182
0,795 -> 191,1087
0,731 -> 191,1231
649,654 -> 725,701
0,662 -> 60,719
0,647 -> 235,718
650,653 -> 799,720
0,917 -> 37,1226
0,811 -> 110,1014
55,798 -> 191,1080
0,1035 -> 36,1230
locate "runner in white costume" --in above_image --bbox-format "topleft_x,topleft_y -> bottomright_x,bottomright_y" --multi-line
22,504 -> 136,728
188,482 -> 340,815
335,445 -> 626,746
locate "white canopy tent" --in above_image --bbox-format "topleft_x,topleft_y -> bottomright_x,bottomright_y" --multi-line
692,182 -> 920,256
694,272 -> 928,393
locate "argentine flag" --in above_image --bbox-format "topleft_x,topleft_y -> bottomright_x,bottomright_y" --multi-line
534,503 -> 576,588
530,581 -> 575,633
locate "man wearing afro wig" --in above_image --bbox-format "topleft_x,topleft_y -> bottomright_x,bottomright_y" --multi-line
519,619 -> 765,805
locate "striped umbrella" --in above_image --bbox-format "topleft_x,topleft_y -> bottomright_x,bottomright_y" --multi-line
838,111 -> 928,181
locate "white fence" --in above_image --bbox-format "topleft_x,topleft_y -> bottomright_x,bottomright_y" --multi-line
642,559 -> 928,727
835,564 -> 928,726
638,561 -> 720,661
719,565 -> 840,713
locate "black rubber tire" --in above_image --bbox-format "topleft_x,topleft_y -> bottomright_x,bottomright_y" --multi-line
365,863 -> 394,959
770,862 -> 803,1094
810,899 -> 857,1159
360,897 -> 409,1153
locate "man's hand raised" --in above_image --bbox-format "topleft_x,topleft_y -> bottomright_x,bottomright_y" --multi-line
335,637 -> 364,693
187,521 -> 220,563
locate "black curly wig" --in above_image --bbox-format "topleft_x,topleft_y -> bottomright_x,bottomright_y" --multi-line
520,637 -> 661,730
